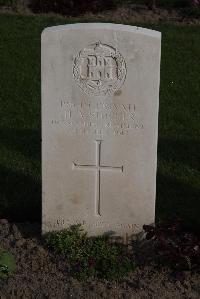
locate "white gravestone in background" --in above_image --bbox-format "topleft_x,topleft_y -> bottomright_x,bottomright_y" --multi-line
42,23 -> 161,237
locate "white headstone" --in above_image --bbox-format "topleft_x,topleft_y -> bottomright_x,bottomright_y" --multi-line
42,23 -> 161,237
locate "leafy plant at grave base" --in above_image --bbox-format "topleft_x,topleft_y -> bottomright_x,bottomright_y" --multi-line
143,219 -> 200,271
0,250 -> 16,279
44,224 -> 135,281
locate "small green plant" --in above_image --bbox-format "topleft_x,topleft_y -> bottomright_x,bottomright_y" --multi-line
0,250 -> 16,279
45,224 -> 135,281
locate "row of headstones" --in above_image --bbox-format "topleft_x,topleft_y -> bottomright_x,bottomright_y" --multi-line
42,23 -> 161,237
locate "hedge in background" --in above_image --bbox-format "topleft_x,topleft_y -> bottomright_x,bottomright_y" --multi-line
1,0 -> 199,14
29,0 -> 118,16
127,0 -> 194,8
0,0 -> 16,6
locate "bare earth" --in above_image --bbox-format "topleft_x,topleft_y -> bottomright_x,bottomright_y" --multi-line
0,220 -> 200,298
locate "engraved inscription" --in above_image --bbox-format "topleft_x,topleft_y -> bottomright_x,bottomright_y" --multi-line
44,219 -> 140,231
43,219 -> 140,243
73,41 -> 127,96
51,100 -> 144,136
72,140 -> 123,216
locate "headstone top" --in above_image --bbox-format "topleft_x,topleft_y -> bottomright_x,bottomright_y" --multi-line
42,23 -> 161,39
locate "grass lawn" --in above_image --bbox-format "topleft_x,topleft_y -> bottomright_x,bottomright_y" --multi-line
0,14 -> 199,229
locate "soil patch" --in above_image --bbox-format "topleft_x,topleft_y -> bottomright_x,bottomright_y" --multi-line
1,220 -> 200,298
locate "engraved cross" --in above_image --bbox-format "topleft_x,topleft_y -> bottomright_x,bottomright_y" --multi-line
73,140 -> 123,216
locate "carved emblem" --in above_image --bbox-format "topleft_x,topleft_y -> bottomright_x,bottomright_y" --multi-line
73,41 -> 127,96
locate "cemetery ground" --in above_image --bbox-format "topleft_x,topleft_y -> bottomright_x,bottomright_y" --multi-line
0,14 -> 200,298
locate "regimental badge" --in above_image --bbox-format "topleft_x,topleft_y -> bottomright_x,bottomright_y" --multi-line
73,41 -> 127,96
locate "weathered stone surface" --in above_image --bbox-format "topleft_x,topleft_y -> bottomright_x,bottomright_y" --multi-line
42,23 -> 161,236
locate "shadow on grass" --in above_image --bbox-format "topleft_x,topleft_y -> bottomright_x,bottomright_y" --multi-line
158,138 -> 200,172
0,128 -> 41,222
157,137 -> 200,230
156,172 -> 200,231
0,168 -> 41,222
0,128 -> 40,161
